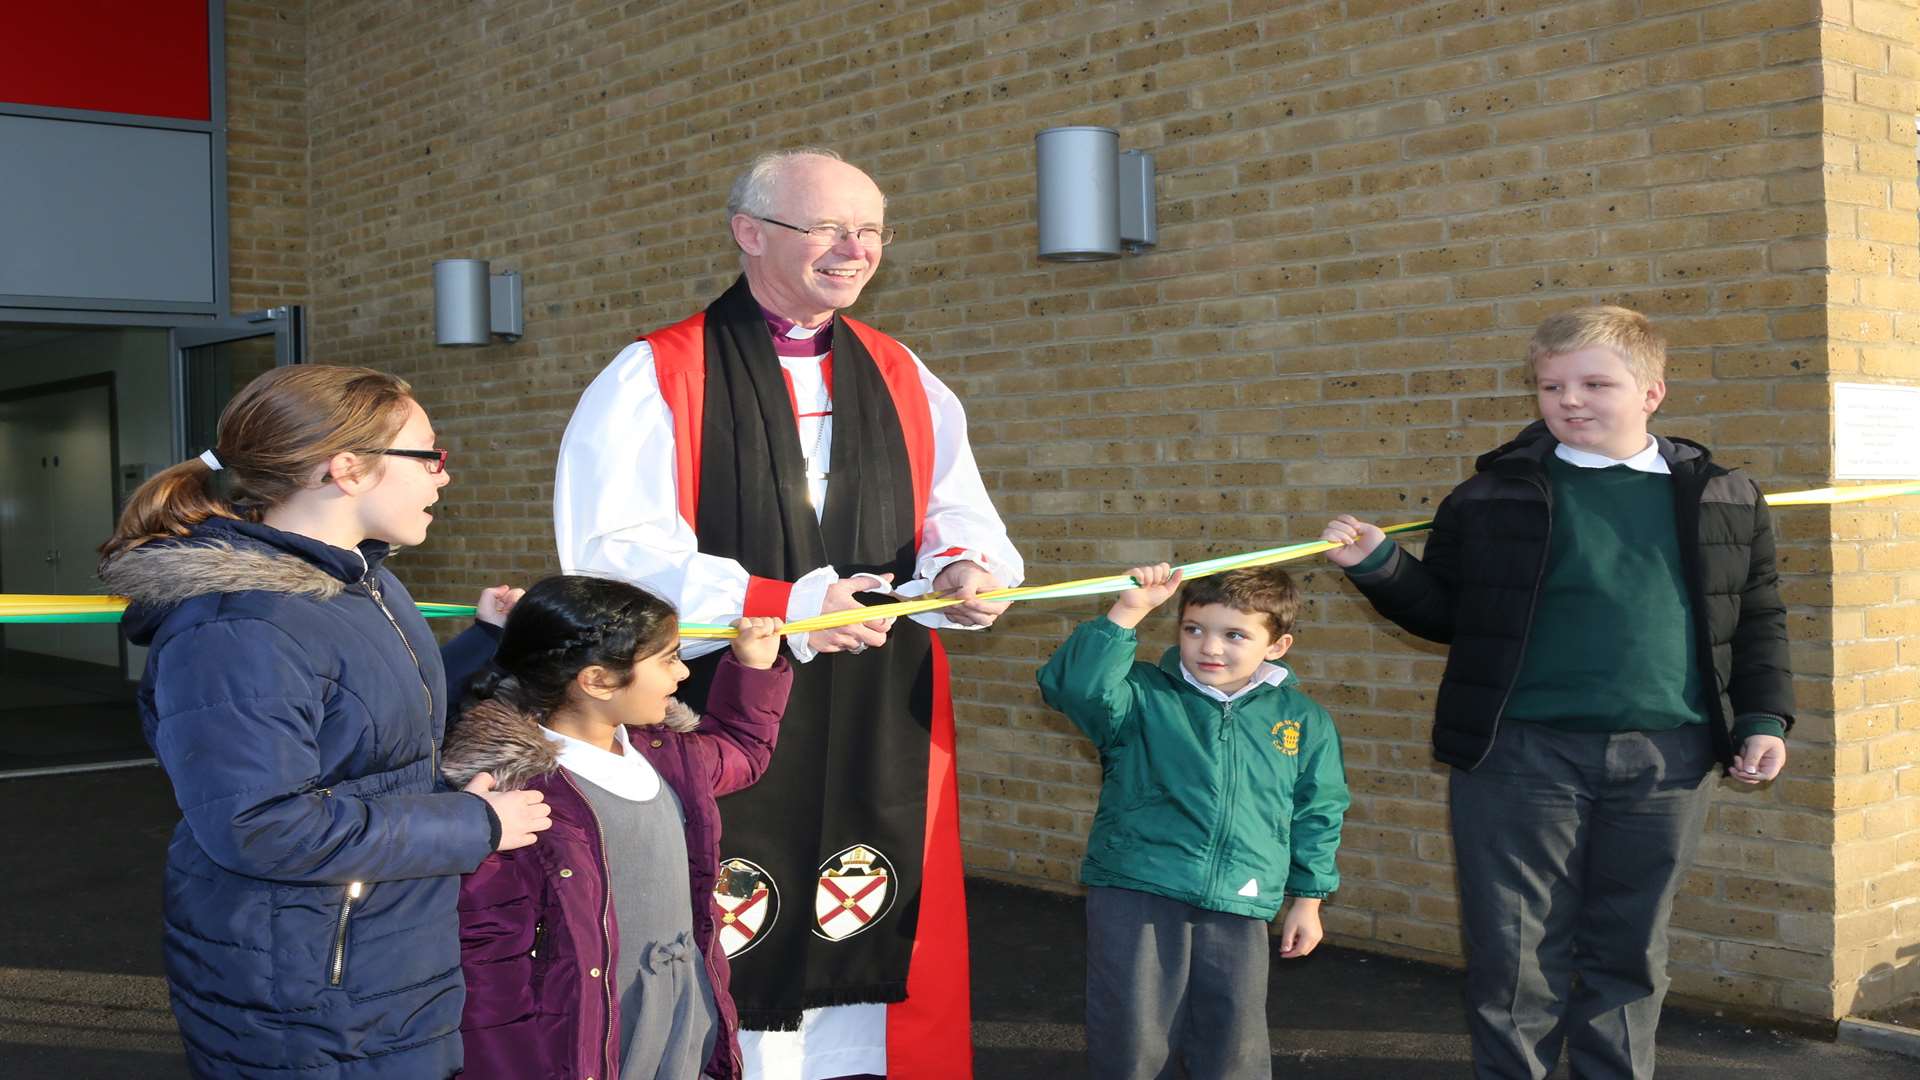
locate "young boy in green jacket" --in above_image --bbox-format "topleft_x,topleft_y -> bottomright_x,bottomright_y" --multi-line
1038,563 -> 1348,1080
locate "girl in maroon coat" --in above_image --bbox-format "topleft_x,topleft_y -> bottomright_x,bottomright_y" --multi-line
442,575 -> 793,1080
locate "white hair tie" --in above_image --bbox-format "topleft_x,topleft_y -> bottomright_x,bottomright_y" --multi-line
199,449 -> 224,472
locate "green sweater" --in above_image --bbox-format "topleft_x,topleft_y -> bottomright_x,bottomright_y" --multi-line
1502,454 -> 1708,731
1037,616 -> 1349,920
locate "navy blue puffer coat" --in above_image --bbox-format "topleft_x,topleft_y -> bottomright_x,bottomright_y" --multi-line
107,518 -> 499,1079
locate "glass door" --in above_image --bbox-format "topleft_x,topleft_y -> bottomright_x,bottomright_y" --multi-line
0,308 -> 301,778
170,306 -> 303,459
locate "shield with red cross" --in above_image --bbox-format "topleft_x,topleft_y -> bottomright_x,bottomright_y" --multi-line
712,857 -> 777,958
812,844 -> 895,942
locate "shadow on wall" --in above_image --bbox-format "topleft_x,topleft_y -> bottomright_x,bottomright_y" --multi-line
1857,939 -> 1920,1024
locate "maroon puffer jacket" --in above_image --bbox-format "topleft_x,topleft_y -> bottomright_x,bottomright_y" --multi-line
442,654 -> 790,1080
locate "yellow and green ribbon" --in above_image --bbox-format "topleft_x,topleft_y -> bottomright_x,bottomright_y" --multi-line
11,482 -> 1920,636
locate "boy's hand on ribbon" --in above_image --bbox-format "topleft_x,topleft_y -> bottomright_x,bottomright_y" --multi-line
1278,897 -> 1323,959
731,617 -> 785,670
1321,515 -> 1386,568
474,585 -> 526,627
1729,734 -> 1787,784
1107,564 -> 1182,630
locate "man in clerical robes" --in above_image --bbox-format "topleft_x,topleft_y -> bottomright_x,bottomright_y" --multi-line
554,148 -> 1022,1080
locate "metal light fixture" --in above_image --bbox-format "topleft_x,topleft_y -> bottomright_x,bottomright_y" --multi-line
1035,126 -> 1157,261
433,259 -> 523,346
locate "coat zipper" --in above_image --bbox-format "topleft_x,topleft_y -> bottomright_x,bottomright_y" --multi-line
1473,464 -> 1554,770
366,573 -> 431,715
365,572 -> 436,774
329,881 -> 365,986
560,771 -> 619,1078
1203,700 -> 1239,899
1671,465 -> 1729,744
326,570 -> 424,993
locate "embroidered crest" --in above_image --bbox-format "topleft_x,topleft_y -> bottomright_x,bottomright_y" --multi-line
712,857 -> 778,958
812,844 -> 896,941
1271,718 -> 1301,756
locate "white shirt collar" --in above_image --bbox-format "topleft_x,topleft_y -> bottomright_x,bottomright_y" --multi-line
1180,661 -> 1289,704
1554,435 -> 1668,474
783,321 -> 823,340
541,722 -> 661,801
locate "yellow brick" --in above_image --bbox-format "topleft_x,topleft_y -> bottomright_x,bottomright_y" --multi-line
1543,64 -> 1645,104
1702,66 -> 1821,111
1852,0 -> 1918,41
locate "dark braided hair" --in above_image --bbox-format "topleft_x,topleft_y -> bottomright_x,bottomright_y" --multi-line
469,575 -> 679,718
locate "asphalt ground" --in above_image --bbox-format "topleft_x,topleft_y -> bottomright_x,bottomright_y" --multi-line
1,766 -> 1911,1079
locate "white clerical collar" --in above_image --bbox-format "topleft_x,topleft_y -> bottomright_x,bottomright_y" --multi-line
1555,436 -> 1668,475
541,722 -> 661,801
1181,661 -> 1289,704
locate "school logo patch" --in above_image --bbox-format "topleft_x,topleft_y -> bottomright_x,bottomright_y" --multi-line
1271,718 -> 1301,756
812,844 -> 895,941
712,857 -> 778,958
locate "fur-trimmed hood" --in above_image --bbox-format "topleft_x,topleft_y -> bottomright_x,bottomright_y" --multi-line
102,540 -> 347,608
441,697 -> 702,792
103,518 -> 392,646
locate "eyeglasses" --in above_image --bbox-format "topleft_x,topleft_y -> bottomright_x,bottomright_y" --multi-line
756,216 -> 896,247
376,448 -> 449,474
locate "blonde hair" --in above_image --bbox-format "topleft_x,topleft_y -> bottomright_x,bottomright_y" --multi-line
1527,305 -> 1666,387
100,366 -> 414,562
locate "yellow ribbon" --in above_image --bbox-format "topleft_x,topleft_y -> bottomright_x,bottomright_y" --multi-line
680,480 -> 1920,639
12,481 -> 1919,634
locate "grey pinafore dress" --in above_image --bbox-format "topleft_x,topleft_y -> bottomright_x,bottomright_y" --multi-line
574,773 -> 720,1080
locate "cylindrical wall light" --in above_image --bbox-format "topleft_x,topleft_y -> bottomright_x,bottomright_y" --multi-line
434,259 -> 492,346
433,259 -> 524,346
1036,126 -> 1121,261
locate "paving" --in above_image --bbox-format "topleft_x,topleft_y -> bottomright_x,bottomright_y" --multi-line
2,766 -> 1912,1079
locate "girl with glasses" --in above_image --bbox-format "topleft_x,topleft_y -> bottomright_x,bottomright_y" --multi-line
99,364 -> 553,1079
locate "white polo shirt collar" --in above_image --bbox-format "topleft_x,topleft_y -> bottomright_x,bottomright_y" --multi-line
541,722 -> 662,801
1180,661 -> 1289,704
1554,435 -> 1668,475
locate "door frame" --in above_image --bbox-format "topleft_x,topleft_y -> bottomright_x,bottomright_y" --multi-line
169,305 -> 305,459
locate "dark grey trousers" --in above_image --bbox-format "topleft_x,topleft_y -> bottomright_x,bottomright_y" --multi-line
1451,722 -> 1717,1080
1084,885 -> 1272,1080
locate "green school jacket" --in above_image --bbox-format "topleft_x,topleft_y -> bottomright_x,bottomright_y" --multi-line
1038,616 -> 1349,920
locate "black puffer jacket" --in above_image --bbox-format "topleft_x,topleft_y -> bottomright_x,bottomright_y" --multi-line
1345,421 -> 1793,770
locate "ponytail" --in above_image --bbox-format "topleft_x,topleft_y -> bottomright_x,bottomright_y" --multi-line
98,366 -> 414,565
99,459 -> 241,562
468,666 -> 517,704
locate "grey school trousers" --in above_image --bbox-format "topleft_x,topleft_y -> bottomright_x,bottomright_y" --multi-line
1084,885 -> 1273,1080
1450,722 -> 1717,1080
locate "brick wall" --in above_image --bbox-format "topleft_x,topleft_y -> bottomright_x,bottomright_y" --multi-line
1816,0 -> 1920,1019
225,0 -> 309,313
233,0 -> 1920,1019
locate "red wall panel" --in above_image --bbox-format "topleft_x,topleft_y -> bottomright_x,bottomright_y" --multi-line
0,2 -> 211,121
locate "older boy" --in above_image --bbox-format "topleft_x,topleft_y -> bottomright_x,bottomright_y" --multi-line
1038,564 -> 1348,1080
1322,305 -> 1792,1080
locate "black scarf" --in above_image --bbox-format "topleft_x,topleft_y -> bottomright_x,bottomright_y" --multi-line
679,276 -> 933,1027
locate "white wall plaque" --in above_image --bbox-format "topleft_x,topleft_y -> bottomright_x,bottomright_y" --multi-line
1834,382 -> 1920,479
